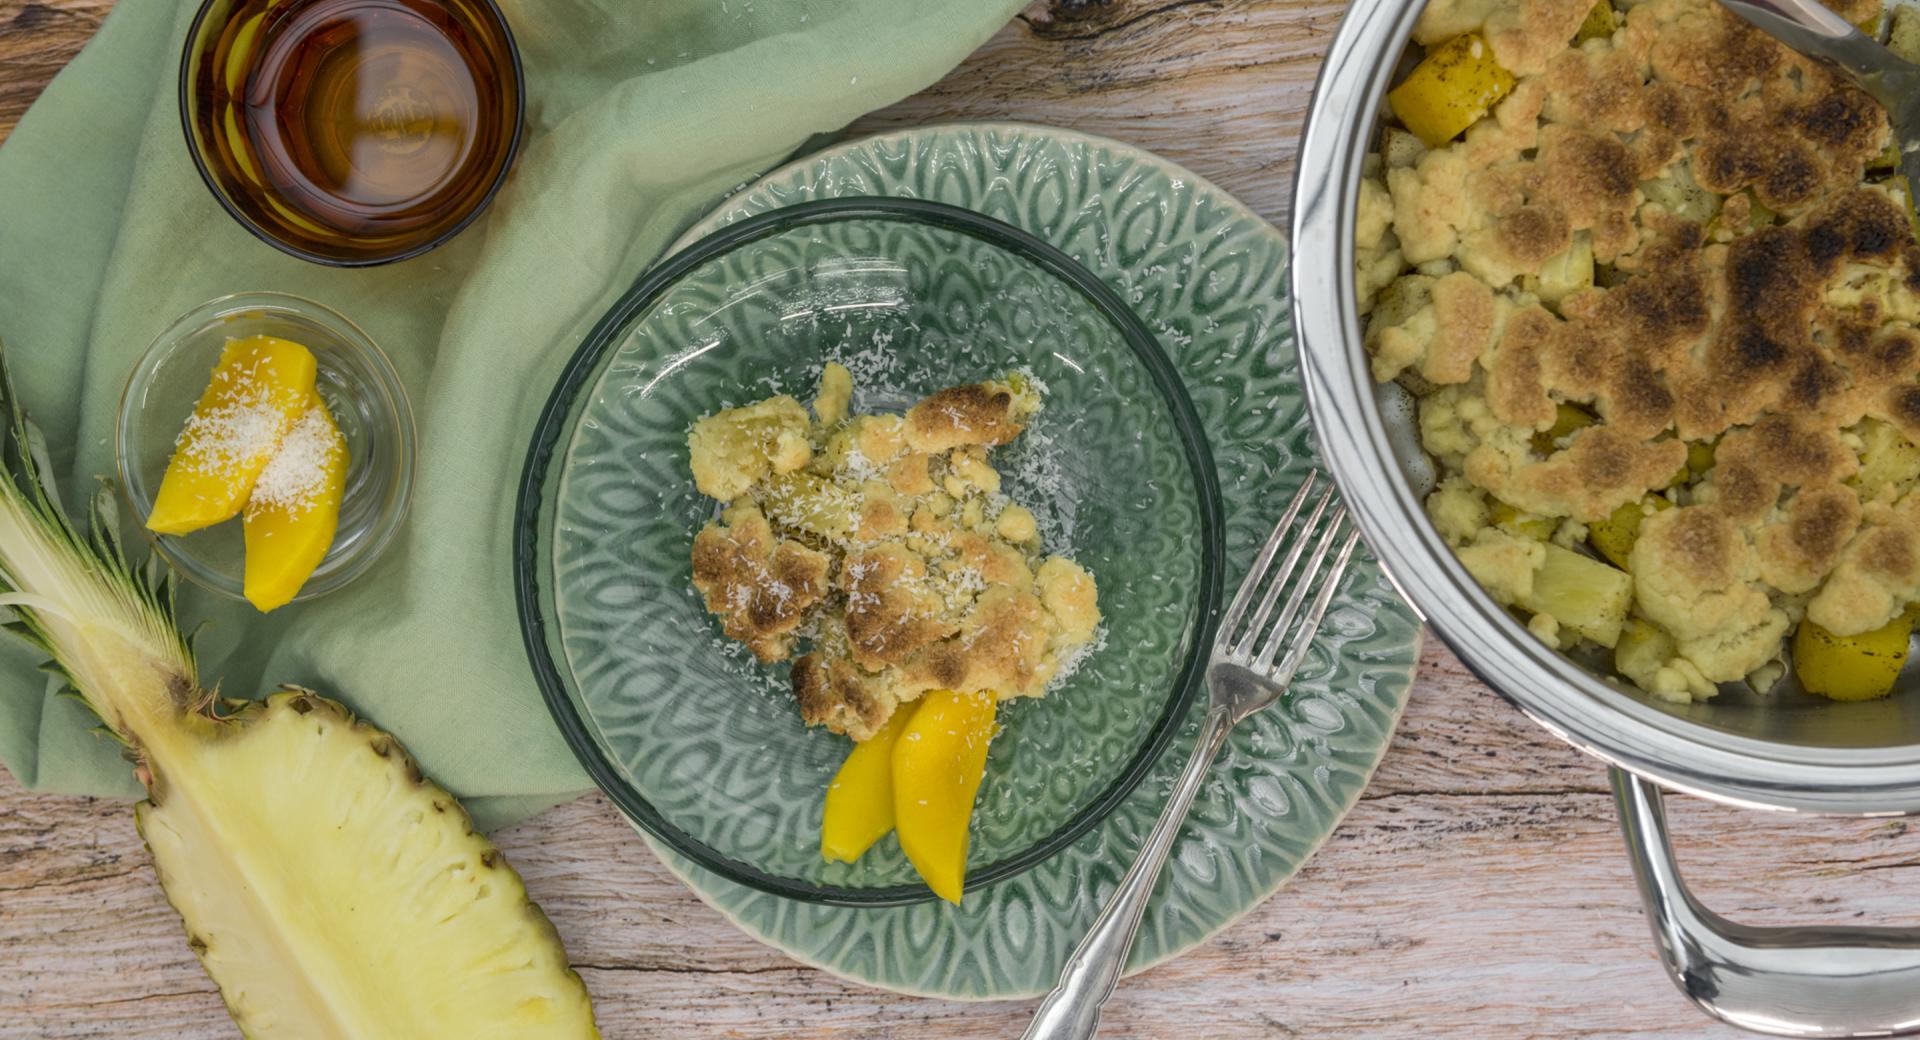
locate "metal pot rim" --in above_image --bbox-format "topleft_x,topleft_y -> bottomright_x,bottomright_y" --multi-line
1289,0 -> 1920,816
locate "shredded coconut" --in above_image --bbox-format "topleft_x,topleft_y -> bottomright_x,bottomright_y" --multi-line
176,403 -> 292,477
250,404 -> 337,514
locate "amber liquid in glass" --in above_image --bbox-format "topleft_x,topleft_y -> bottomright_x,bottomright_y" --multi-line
194,0 -> 517,258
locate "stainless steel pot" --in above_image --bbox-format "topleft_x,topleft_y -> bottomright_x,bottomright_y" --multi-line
1291,3 -> 1920,1035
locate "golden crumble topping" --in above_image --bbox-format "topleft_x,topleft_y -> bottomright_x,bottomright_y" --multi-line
690,502 -> 831,661
1363,0 -> 1920,701
688,365 -> 1101,740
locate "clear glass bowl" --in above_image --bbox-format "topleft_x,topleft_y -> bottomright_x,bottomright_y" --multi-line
117,292 -> 416,606
515,197 -> 1226,905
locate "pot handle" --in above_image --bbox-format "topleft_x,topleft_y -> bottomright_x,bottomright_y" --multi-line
1612,768 -> 1920,1037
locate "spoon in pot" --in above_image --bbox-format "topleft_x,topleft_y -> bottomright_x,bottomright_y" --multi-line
1719,0 -> 1920,197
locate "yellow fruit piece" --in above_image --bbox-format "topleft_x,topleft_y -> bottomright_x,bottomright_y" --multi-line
1573,1 -> 1616,44
147,335 -> 317,536
892,689 -> 996,904
1870,140 -> 1900,172
1795,608 -> 1919,702
1856,418 -> 1920,502
1489,499 -> 1555,541
1388,33 -> 1516,148
820,710 -> 912,863
1519,543 -> 1633,648
1530,402 -> 1594,456
1687,439 -> 1717,478
1664,439 -> 1717,488
242,400 -> 348,612
1588,495 -> 1671,569
1524,232 -> 1594,309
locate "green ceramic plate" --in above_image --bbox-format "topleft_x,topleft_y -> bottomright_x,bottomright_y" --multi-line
630,123 -> 1423,998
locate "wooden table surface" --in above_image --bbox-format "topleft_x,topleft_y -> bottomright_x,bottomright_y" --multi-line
4,2 -> 1917,1037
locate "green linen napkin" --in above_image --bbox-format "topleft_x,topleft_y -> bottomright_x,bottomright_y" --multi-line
0,0 -> 1024,828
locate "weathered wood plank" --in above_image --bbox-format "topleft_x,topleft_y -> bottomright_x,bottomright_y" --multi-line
853,0 -> 1346,226
0,0 -> 112,142
7,639 -> 1912,1038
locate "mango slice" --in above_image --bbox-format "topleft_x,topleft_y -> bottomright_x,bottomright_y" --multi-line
893,689 -> 997,904
147,335 -> 318,536
242,400 -> 348,612
821,709 -> 913,863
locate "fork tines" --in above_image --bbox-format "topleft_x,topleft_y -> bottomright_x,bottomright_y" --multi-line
1219,473 -> 1363,679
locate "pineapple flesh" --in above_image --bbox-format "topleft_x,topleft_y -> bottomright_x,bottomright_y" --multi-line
138,692 -> 596,1039
0,349 -> 598,1039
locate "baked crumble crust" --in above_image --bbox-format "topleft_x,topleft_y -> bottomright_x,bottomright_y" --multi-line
688,365 -> 1100,741
1364,0 -> 1920,697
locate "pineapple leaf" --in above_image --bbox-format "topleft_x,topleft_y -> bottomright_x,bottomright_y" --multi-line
0,340 -> 196,733
21,418 -> 64,519
88,484 -> 124,566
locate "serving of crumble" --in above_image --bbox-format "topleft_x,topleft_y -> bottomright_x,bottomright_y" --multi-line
686,364 -> 1101,739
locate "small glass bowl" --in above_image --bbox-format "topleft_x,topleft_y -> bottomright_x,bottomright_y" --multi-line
177,0 -> 524,267
117,292 -> 416,606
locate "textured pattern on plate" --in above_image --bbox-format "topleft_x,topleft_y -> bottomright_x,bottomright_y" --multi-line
549,213 -> 1208,889
639,124 -> 1423,998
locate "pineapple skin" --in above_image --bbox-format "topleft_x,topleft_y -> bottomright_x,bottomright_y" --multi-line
135,690 -> 599,1040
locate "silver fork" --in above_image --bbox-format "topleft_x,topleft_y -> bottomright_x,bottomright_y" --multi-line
1021,474 -> 1362,1040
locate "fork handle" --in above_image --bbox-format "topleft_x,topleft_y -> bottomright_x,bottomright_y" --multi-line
1021,705 -> 1236,1040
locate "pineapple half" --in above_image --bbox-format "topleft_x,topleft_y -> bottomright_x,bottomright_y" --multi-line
0,350 -> 598,1039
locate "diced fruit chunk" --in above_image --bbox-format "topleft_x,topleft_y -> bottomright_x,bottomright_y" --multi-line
1574,1 -> 1616,43
1489,499 -> 1555,541
892,689 -> 996,904
1640,162 -> 1721,225
1530,402 -> 1594,455
1794,609 -> 1918,702
1520,543 -> 1633,647
1589,495 -> 1671,569
146,335 -> 317,536
242,400 -> 348,612
1388,34 -> 1516,148
1370,274 -> 1436,330
1856,418 -> 1920,502
821,710 -> 912,863
1687,439 -> 1717,478
1526,232 -> 1593,308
